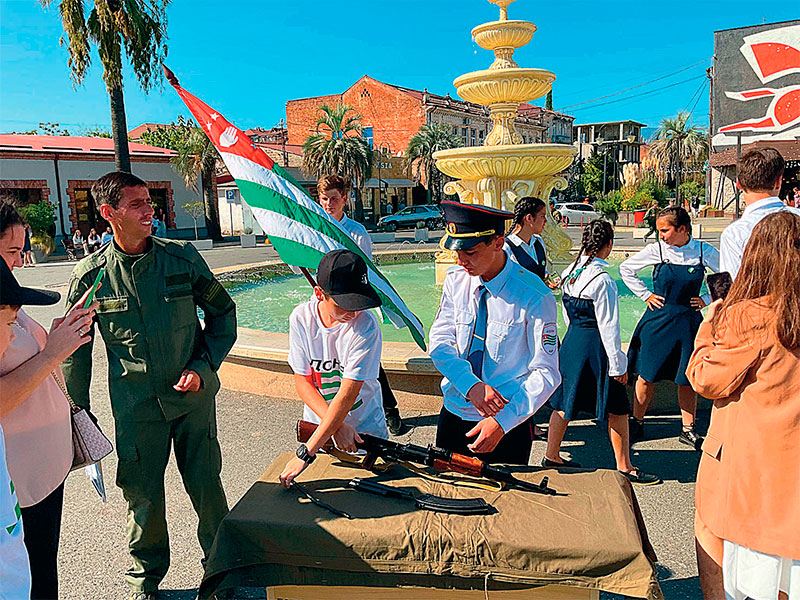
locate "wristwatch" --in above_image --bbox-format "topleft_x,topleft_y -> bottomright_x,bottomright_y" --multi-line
296,443 -> 316,464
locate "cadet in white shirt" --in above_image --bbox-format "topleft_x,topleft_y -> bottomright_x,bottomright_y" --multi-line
620,207 -> 719,447
719,147 -> 800,279
316,175 -> 404,435
280,250 -> 387,487
545,221 -> 660,484
429,201 -> 561,465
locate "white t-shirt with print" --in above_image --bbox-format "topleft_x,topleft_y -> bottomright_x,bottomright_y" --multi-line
0,423 -> 31,599
288,300 -> 388,438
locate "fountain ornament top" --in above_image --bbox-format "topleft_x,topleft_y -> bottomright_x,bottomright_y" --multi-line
432,0 -> 577,279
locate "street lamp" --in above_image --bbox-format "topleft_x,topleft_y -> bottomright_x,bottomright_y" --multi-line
375,143 -> 392,215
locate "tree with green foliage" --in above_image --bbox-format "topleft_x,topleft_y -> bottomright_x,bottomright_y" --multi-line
182,200 -> 204,240
545,90 -> 553,111
404,123 -> 460,203
581,152 -> 615,197
19,200 -> 58,255
41,0 -> 169,173
648,111 -> 707,205
138,117 -> 222,240
302,103 -> 372,186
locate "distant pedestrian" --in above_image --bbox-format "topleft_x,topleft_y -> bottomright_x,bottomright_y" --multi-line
643,201 -> 658,240
793,185 -> 800,209
100,226 -> 113,245
87,228 -> 101,253
22,223 -> 34,267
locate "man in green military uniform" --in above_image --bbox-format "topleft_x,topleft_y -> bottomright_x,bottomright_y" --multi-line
62,172 -> 237,600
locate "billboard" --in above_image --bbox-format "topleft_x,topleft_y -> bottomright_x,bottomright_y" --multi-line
712,20 -> 800,147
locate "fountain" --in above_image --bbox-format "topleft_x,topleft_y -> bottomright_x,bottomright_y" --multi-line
433,0 -> 577,283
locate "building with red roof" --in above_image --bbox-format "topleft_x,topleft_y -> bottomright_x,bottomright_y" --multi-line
0,134 -> 206,241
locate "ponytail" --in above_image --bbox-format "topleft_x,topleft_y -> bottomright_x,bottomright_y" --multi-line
565,219 -> 614,284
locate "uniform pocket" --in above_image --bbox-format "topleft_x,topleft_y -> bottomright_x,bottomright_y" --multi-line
96,296 -> 134,342
164,289 -> 197,330
486,319 -> 522,362
701,434 -> 723,461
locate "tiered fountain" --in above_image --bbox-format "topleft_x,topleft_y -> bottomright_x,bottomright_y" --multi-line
433,0 -> 577,283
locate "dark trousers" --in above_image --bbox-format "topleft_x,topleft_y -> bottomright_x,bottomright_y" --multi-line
21,481 -> 65,599
378,365 -> 399,417
114,405 -> 228,593
435,408 -> 534,465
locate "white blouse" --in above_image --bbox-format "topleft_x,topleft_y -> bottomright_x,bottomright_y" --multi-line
560,256 -> 627,377
619,238 -> 719,305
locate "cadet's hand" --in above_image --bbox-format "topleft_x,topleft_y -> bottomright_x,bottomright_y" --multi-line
173,369 -> 202,392
690,296 -> 707,311
332,423 -> 363,454
279,456 -> 309,488
466,417 -> 504,454
645,293 -> 665,311
613,372 -> 629,385
466,382 -> 508,417
703,299 -> 723,323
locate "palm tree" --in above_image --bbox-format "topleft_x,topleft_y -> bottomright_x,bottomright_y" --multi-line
41,0 -> 169,173
404,123 -> 460,203
648,111 -> 708,204
172,126 -> 222,240
302,103 -> 372,217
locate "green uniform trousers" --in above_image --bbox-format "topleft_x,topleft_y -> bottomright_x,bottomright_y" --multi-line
114,405 -> 228,592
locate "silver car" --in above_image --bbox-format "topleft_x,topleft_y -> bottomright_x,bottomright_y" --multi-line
554,202 -> 601,226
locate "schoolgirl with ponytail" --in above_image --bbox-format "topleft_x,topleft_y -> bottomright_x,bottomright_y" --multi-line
544,220 -> 660,485
504,196 -> 558,287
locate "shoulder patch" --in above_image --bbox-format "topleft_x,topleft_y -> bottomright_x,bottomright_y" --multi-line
541,322 -> 558,355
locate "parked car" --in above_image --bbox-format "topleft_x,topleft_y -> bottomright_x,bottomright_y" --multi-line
378,205 -> 443,231
554,202 -> 601,226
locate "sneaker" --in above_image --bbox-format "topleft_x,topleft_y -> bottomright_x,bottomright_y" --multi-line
541,456 -> 582,469
385,412 -> 403,436
629,417 -> 645,443
679,426 -> 703,450
619,468 -> 662,485
129,592 -> 157,600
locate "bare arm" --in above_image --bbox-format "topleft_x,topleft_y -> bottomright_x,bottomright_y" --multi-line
294,373 -> 332,421
304,378 -> 364,455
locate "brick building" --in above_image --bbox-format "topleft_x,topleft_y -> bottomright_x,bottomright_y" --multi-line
287,75 -> 574,154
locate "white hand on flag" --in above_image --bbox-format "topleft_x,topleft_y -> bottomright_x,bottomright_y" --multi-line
219,126 -> 238,148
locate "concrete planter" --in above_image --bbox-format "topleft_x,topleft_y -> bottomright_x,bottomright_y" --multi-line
189,239 -> 213,251
32,248 -> 48,263
414,229 -> 429,242
371,232 -> 395,243
239,234 -> 257,248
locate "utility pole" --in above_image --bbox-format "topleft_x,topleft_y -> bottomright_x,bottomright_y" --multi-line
279,118 -> 289,168
706,66 -> 713,210
602,144 -> 608,195
735,132 -> 742,218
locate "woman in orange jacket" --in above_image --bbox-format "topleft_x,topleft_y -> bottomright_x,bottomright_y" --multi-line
687,211 -> 800,599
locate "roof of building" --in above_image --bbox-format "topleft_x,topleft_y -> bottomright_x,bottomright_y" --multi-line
128,123 -> 170,139
574,120 -> 648,128
710,139 -> 800,167
714,18 -> 799,34
0,134 -> 176,156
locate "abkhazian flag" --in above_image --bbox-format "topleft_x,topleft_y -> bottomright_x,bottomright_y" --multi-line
165,67 -> 426,350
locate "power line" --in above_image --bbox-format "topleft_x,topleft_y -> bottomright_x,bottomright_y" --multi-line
557,58 -> 710,111
687,81 -> 707,117
570,74 -> 706,112
684,79 -> 707,113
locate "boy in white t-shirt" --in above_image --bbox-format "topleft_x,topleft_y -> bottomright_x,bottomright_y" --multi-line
280,250 -> 387,486
0,259 -> 62,598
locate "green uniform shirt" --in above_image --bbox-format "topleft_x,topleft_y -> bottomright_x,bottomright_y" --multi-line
62,238 -> 237,422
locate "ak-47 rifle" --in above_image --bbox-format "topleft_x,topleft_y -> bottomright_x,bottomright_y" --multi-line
296,420 -> 557,496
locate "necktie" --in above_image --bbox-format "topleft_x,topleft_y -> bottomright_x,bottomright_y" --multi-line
466,285 -> 488,378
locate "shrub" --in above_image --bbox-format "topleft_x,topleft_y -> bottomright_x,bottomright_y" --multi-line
18,200 -> 56,235
415,220 -> 426,229
638,180 -> 669,206
243,227 -> 253,235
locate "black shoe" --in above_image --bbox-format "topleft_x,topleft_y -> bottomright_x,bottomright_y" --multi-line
532,425 -> 547,441
629,417 -> 645,443
386,412 -> 403,436
679,426 -> 703,450
541,456 -> 582,469
619,468 -> 662,486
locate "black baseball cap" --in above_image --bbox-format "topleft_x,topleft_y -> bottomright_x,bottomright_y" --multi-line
0,259 -> 61,307
316,250 -> 382,311
440,200 -> 513,250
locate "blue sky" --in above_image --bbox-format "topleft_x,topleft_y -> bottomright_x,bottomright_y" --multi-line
1,0 -> 797,138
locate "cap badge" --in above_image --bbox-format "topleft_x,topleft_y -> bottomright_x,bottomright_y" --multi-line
447,223 -> 457,235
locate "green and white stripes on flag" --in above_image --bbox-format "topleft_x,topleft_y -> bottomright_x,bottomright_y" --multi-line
165,66 -> 426,350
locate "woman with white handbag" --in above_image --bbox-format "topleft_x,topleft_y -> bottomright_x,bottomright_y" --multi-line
0,203 -> 98,599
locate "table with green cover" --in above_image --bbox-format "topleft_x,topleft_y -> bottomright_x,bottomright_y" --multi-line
199,452 -> 663,599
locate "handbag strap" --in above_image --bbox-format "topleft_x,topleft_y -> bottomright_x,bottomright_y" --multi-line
51,371 -> 80,413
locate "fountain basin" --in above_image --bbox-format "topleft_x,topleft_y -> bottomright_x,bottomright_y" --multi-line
472,20 -> 537,50
454,68 -> 554,105
433,143 -> 576,180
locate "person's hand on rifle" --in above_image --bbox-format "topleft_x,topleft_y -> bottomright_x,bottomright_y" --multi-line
467,382 -> 508,417
332,423 -> 363,454
466,417 -> 504,453
279,456 -> 309,488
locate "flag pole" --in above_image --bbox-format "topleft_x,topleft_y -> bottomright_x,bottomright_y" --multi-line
299,267 -> 317,288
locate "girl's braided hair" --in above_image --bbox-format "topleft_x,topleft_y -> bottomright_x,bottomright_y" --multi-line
506,196 -> 546,235
565,219 -> 614,283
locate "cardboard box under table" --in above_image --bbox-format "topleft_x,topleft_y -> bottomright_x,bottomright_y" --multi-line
200,452 -> 663,599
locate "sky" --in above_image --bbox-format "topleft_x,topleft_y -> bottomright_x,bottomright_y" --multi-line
1,0 -> 798,139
